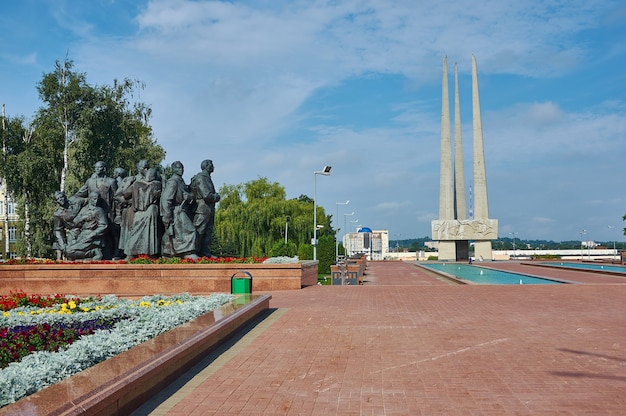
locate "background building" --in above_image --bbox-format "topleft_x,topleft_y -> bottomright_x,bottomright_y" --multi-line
343,228 -> 388,260
0,178 -> 19,259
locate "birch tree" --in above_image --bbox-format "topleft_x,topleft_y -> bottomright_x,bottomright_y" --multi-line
35,57 -> 91,192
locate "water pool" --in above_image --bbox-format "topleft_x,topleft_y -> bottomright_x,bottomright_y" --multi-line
539,262 -> 626,274
420,263 -> 563,285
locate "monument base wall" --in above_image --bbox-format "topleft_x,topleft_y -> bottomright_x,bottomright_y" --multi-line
473,240 -> 494,261
438,241 -> 458,261
0,261 -> 318,296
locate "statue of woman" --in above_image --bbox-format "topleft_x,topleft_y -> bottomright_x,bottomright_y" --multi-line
120,160 -> 162,258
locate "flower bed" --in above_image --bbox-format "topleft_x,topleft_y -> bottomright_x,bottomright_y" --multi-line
4,255 -> 267,265
0,291 -> 234,407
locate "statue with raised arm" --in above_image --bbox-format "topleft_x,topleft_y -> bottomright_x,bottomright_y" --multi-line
160,161 -> 198,258
190,159 -> 220,257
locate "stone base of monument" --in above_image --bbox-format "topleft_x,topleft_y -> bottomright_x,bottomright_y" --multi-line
0,261 -> 318,296
0,293 -> 271,416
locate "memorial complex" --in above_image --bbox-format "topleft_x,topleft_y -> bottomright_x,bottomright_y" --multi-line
432,56 -> 498,261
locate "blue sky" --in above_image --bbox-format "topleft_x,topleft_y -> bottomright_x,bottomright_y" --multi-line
1,0 -> 625,243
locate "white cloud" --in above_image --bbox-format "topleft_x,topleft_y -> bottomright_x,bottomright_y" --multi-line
3,0 -> 624,241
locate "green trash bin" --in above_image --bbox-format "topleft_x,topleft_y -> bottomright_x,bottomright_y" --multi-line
231,271 -> 253,294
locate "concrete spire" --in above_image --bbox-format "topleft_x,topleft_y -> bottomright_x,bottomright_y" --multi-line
439,56 -> 454,220
453,62 -> 467,220
472,55 -> 489,219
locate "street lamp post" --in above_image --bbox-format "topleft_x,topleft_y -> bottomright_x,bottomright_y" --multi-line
343,212 -> 354,257
608,226 -> 617,261
580,229 -> 587,261
509,232 -> 518,258
313,166 -> 332,261
335,200 -> 350,261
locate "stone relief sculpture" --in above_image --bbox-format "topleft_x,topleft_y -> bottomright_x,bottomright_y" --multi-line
160,161 -> 198,258
190,159 -> 220,258
431,219 -> 498,241
53,158 -> 222,260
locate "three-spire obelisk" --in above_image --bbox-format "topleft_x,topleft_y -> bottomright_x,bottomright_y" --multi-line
432,55 -> 498,261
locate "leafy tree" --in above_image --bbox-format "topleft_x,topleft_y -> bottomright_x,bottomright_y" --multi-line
215,177 -> 331,258
317,234 -> 335,274
0,115 -> 58,258
298,243 -> 313,261
35,57 -> 92,192
270,240 -> 297,257
69,78 -> 164,189
34,57 -> 165,195
0,58 -> 165,257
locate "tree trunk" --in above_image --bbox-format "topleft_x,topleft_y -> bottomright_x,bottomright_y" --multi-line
24,190 -> 32,258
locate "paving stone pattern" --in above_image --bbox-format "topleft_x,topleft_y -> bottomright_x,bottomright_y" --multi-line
137,261 -> 626,415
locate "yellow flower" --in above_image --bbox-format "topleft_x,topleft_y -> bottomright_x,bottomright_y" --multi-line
2,311 -> 9,317
68,301 -> 77,309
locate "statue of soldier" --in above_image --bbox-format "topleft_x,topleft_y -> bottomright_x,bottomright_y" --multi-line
190,159 -> 220,258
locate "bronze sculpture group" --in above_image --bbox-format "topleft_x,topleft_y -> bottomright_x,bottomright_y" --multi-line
53,159 -> 220,261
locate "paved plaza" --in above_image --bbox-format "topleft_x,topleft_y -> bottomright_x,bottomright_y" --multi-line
134,261 -> 626,415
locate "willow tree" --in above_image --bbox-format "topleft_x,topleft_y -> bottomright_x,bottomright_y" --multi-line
214,177 -> 332,258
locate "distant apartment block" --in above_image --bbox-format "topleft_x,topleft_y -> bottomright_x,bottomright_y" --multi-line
0,178 -> 19,259
344,228 -> 388,260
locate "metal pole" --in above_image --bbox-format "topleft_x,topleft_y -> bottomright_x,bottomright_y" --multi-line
608,226 -> 616,261
1,104 -> 8,259
313,166 -> 331,261
313,173 -> 317,261
580,230 -> 586,261
335,200 -> 349,261
343,212 -> 354,258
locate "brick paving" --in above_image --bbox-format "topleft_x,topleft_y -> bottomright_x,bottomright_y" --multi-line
134,261 -> 626,415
